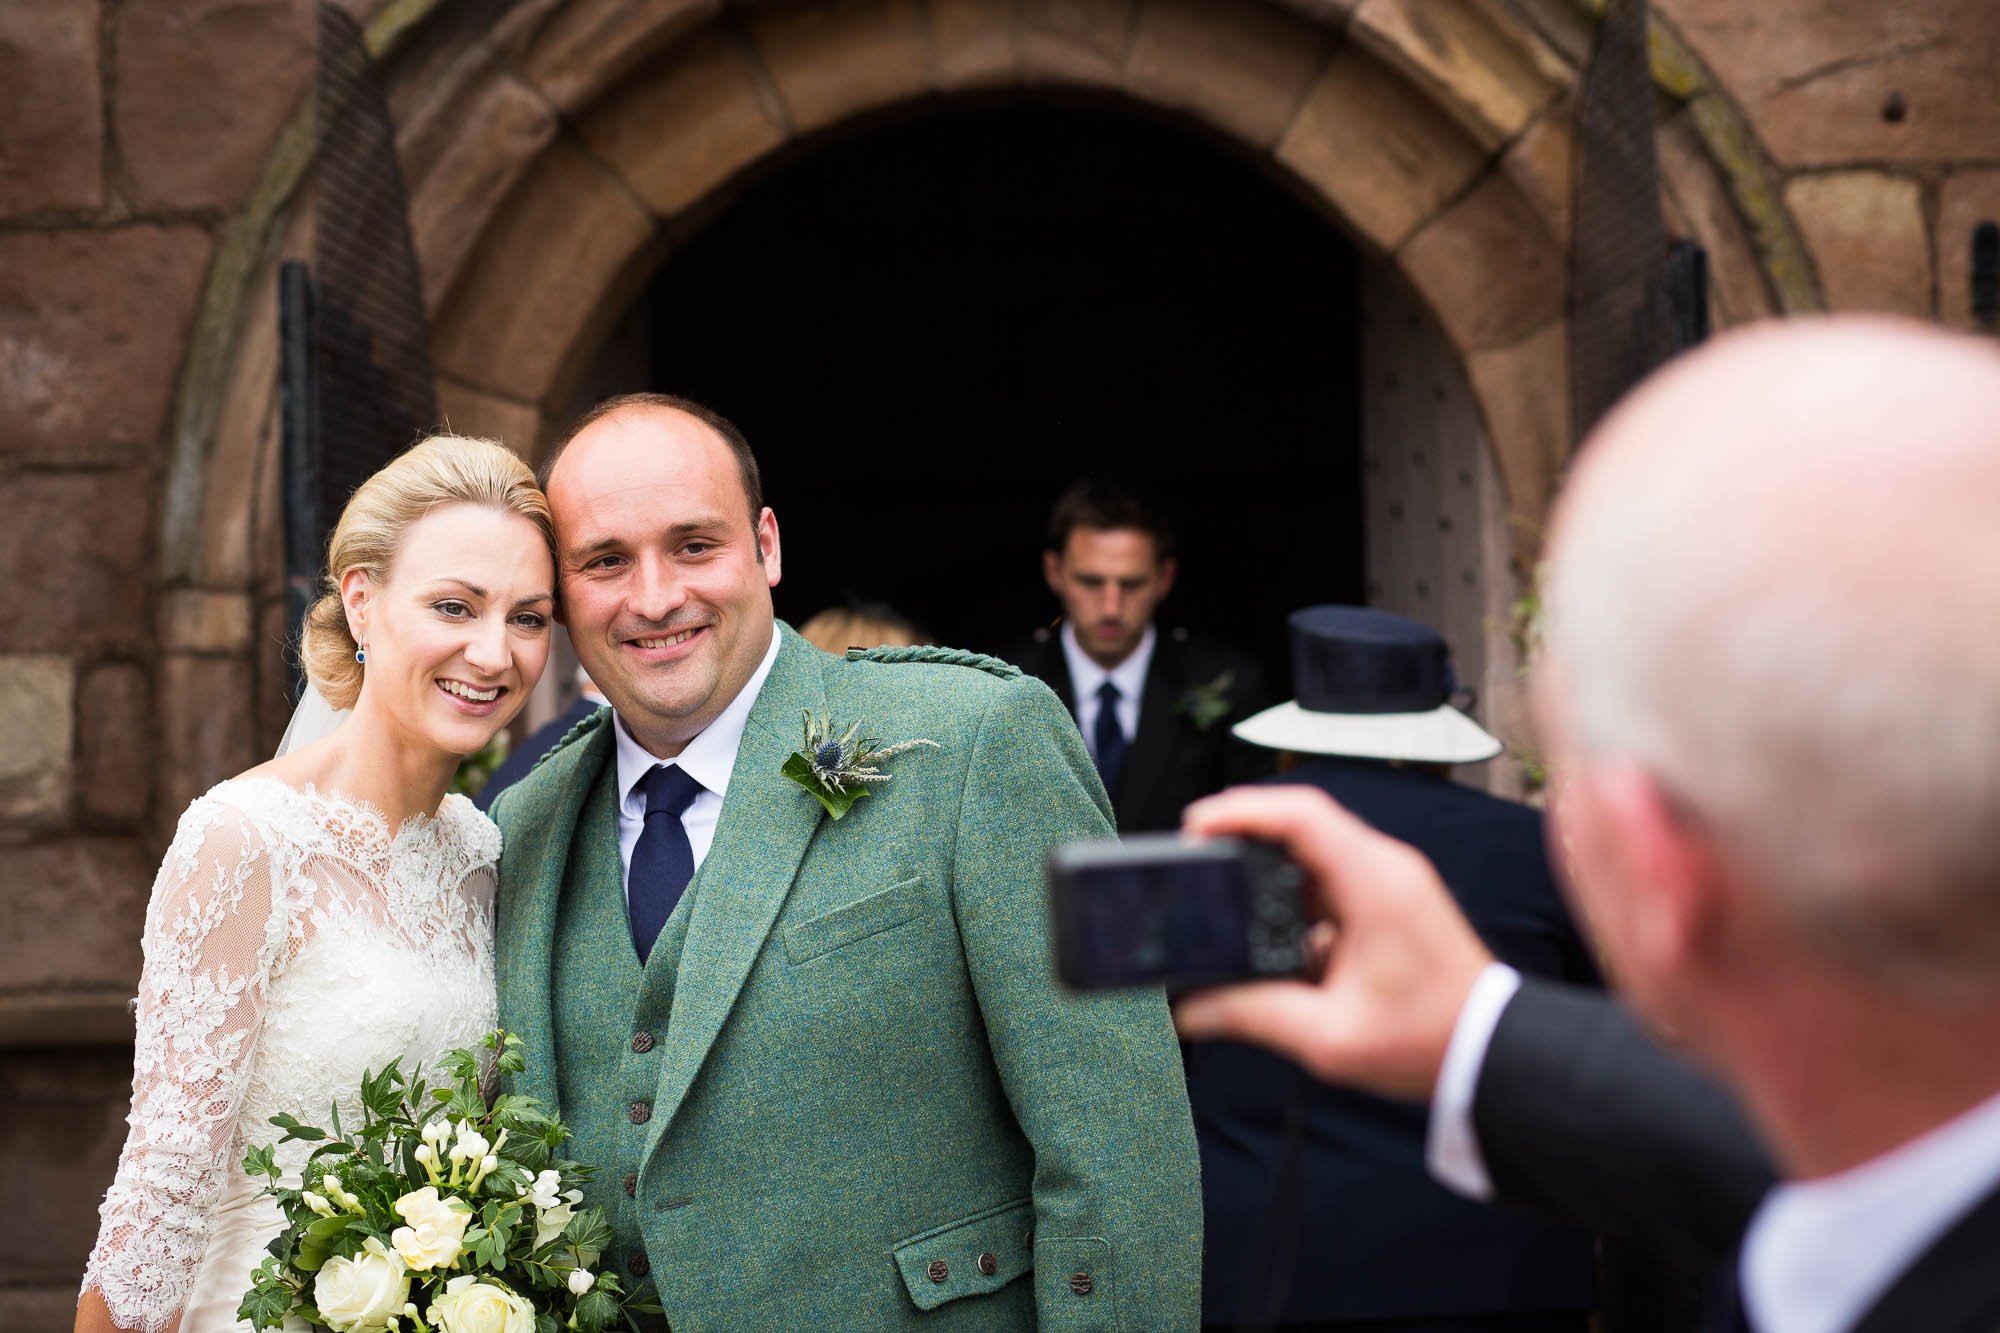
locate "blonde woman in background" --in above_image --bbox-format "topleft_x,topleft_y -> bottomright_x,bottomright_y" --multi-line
77,435 -> 556,1333
796,602 -> 929,654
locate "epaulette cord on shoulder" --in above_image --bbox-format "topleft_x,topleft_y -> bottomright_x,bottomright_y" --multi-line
528,705 -> 608,774
844,645 -> 1023,679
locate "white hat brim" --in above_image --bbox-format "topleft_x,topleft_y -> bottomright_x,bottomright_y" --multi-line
1233,700 -> 1503,764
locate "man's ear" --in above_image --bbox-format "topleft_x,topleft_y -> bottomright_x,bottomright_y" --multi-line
1042,549 -> 1064,598
340,569 -> 373,646
757,507 -> 782,588
1579,760 -> 1727,988
1157,555 -> 1179,598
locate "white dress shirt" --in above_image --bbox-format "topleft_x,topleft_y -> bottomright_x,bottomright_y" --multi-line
610,626 -> 781,900
1739,1086 -> 2000,1333
1426,962 -> 2000,1333
1060,620 -> 1155,764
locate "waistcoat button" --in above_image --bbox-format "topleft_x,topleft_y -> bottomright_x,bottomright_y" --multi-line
629,1253 -> 650,1278
629,1101 -> 652,1124
1069,1272 -> 1095,1297
622,1172 -> 638,1197
632,1030 -> 655,1054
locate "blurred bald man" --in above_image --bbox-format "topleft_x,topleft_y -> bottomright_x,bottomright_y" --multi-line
1172,317 -> 2000,1333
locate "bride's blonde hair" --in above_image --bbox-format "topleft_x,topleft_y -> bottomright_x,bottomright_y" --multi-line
300,434 -> 553,709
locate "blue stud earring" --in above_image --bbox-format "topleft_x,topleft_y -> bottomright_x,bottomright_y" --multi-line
355,647 -> 366,665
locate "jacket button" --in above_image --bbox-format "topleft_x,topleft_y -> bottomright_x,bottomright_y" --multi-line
977,1252 -> 998,1276
622,1172 -> 637,1197
628,1253 -> 650,1278
632,1030 -> 655,1054
1069,1272 -> 1095,1297
629,1101 -> 652,1124
927,1260 -> 949,1284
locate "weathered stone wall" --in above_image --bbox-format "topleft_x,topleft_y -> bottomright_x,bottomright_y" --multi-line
2,0 -> 1996,1324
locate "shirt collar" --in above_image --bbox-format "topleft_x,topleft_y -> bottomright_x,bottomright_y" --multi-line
1742,1086 -> 2000,1333
614,625 -> 782,811
1059,620 -> 1157,706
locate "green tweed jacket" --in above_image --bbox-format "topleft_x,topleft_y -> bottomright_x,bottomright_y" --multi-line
490,627 -> 1202,1330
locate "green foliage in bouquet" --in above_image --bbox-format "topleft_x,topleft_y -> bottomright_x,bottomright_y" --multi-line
238,1031 -> 659,1333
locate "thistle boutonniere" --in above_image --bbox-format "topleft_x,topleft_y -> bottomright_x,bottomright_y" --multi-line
1175,670 -> 1237,733
781,708 -> 940,820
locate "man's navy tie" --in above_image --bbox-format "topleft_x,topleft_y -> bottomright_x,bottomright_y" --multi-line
629,764 -> 704,964
1094,680 -> 1128,794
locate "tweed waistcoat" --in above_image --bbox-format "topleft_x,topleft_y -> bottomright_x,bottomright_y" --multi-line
551,759 -> 694,1285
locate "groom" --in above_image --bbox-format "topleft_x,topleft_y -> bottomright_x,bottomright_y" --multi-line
488,394 -> 1201,1329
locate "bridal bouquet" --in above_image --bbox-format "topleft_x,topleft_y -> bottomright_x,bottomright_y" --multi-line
237,1031 -> 657,1333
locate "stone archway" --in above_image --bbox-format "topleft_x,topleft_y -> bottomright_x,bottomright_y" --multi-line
154,0 -> 1809,817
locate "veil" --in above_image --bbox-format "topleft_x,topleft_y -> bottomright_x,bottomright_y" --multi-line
276,682 -> 351,757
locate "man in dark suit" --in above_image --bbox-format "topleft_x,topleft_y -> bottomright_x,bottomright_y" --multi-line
1192,606 -> 1599,1331
1004,478 -> 1272,831
1172,318 -> 2000,1333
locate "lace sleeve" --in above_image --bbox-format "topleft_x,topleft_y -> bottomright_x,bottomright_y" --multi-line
81,796 -> 292,1333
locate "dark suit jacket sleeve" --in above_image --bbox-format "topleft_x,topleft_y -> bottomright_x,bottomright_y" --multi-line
1219,656 -> 1277,789
1472,976 -> 1778,1267
950,675 -> 1203,1327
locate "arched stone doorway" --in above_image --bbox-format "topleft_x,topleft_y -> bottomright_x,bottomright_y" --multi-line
159,0 -> 1798,816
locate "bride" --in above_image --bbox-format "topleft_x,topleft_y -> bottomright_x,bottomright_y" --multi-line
76,434 -> 557,1333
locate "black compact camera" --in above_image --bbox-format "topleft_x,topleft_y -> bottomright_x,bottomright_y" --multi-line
1047,834 -> 1312,992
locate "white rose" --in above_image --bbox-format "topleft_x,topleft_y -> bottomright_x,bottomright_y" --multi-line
428,1274 -> 536,1333
390,1185 -> 472,1271
314,1237 -> 410,1332
567,1268 -> 595,1295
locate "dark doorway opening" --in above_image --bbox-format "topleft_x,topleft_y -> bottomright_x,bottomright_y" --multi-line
633,101 -> 1364,679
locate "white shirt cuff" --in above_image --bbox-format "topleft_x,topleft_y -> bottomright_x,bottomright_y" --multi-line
1424,961 -> 1523,1201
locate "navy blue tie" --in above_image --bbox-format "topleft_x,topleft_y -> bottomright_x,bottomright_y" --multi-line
1094,680 -> 1128,794
628,764 -> 704,964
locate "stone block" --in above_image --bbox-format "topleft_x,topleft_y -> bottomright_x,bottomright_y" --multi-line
1125,0 -> 1333,150
0,225 -> 214,464
1020,0 -> 1138,86
432,140 -> 659,403
1466,319 -> 1568,537
1503,106 -> 1573,248
156,655 -> 256,825
1276,44 -> 1487,252
1655,110 -> 1776,328
436,379 -> 548,456
926,0 -> 1019,92
113,0 -> 313,212
746,0 -> 928,135
0,656 -> 72,822
1934,167 -> 2000,333
1785,171 -> 1930,317
578,27 -> 788,220
76,662 -> 150,825
158,589 -> 254,654
1351,0 -> 1561,149
0,838 -> 149,997
518,0 -> 720,113
405,74 -> 560,314
0,1047 -> 136,1290
1659,0 -> 2000,168
0,0 -> 103,216
0,472 -> 150,654
1400,173 -> 1564,353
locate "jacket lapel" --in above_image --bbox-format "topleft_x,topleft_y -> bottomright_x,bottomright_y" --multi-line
643,629 -> 827,1157
1117,636 -> 1182,827
495,710 -> 613,1114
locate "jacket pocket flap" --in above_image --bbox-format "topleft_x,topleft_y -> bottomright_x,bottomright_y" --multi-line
892,1198 -> 1034,1311
783,876 -> 928,964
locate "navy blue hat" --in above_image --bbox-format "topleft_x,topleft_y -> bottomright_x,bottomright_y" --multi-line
1234,606 -> 1502,762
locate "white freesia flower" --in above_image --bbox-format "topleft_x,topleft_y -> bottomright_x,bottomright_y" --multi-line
428,1274 -> 536,1333
390,1185 -> 472,1272
314,1237 -> 410,1332
567,1268 -> 595,1295
302,1191 -> 336,1218
533,1192 -> 577,1250
450,1126 -> 491,1163
525,1170 -> 563,1210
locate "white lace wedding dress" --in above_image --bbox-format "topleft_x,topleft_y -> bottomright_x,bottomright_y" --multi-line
81,778 -> 501,1333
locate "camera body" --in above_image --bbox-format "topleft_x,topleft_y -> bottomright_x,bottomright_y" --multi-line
1047,833 -> 1311,992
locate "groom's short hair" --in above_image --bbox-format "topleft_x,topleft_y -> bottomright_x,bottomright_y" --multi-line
542,392 -> 765,527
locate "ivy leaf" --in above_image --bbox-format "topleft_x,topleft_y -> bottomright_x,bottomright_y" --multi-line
294,1213 -> 352,1272
241,1143 -> 280,1180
